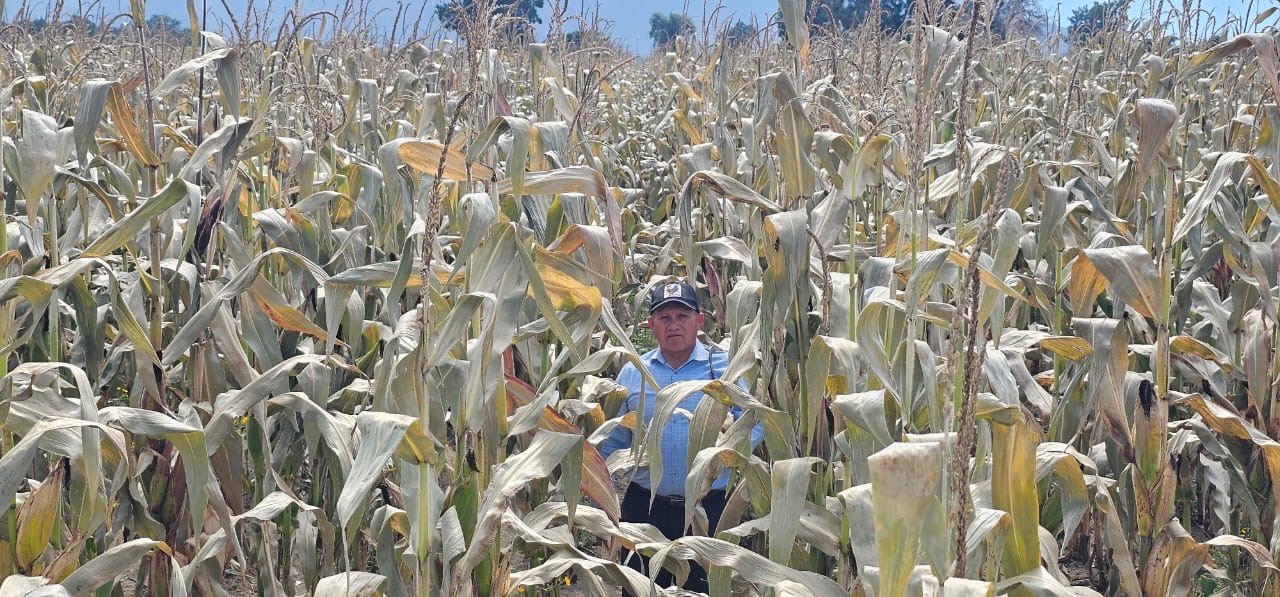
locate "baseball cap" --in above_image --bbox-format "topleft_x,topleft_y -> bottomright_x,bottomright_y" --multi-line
649,280 -> 700,313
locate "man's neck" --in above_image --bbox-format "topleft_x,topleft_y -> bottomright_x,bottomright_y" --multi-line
660,346 -> 696,369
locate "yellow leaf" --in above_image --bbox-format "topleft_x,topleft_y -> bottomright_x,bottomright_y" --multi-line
1066,250 -> 1109,316
1038,336 -> 1094,360
105,83 -> 159,167
673,110 -> 704,144
1245,155 -> 1280,213
530,248 -> 602,313
248,276 -> 334,344
1170,335 -> 1235,373
991,417 -> 1040,584
162,126 -> 197,153
16,472 -> 62,571
1182,34 -> 1280,104
946,250 -> 1028,304
398,139 -> 494,181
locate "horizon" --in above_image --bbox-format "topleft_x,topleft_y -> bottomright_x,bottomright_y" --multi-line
2,0 -> 1263,52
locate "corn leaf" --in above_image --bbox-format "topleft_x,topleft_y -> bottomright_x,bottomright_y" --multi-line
15,470 -> 61,569
869,442 -> 942,597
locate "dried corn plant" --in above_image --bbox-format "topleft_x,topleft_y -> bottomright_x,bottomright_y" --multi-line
0,0 -> 1277,595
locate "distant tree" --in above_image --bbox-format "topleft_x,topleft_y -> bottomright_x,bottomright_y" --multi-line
725,20 -> 756,46
147,15 -> 191,38
29,16 -> 107,34
777,0 -> 946,36
1067,0 -> 1127,41
564,29 -> 584,49
777,0 -> 1044,38
861,0 -> 917,32
435,0 -> 545,38
986,0 -> 1048,39
649,12 -> 694,49
67,15 -> 103,34
562,28 -> 619,51
809,0 -> 864,31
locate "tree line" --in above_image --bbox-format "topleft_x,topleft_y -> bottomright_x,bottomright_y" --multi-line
429,0 -> 1135,50
17,14 -> 192,38
646,0 -> 1134,47
18,0 -> 1134,50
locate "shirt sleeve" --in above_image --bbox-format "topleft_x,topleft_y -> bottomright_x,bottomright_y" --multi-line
596,363 -> 638,460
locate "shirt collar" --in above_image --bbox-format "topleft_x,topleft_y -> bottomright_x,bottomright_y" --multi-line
647,341 -> 711,369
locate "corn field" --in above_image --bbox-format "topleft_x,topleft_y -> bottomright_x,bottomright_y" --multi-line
0,0 -> 1277,594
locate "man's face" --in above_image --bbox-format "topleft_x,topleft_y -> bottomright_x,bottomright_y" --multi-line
648,303 -> 704,358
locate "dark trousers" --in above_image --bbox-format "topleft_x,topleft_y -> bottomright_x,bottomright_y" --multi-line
621,482 -> 727,594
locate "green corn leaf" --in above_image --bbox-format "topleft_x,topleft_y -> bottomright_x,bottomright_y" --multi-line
334,411 -> 422,542
73,80 -> 114,164
470,116 -> 532,197
776,99 -> 816,201
452,432 -> 582,593
81,179 -> 198,257
11,110 -> 72,220
768,457 -> 822,565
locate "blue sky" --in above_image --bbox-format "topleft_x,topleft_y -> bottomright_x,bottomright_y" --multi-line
6,0 -> 1262,52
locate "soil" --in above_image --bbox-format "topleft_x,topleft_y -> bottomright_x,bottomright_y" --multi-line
116,560 -> 258,596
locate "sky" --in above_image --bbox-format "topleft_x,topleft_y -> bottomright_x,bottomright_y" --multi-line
4,0 -> 1263,52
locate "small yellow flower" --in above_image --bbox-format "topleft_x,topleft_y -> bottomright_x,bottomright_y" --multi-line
563,575 -> 571,586
517,586 -> 525,593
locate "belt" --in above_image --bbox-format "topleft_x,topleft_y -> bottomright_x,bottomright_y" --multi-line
655,492 -> 685,506
629,483 -> 723,506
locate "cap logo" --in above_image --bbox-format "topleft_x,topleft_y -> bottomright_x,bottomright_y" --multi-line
663,283 -> 683,298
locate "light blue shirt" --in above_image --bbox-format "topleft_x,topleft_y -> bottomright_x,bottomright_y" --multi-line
598,343 -> 764,497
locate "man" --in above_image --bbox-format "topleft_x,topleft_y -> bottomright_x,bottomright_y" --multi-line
598,279 -> 763,593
